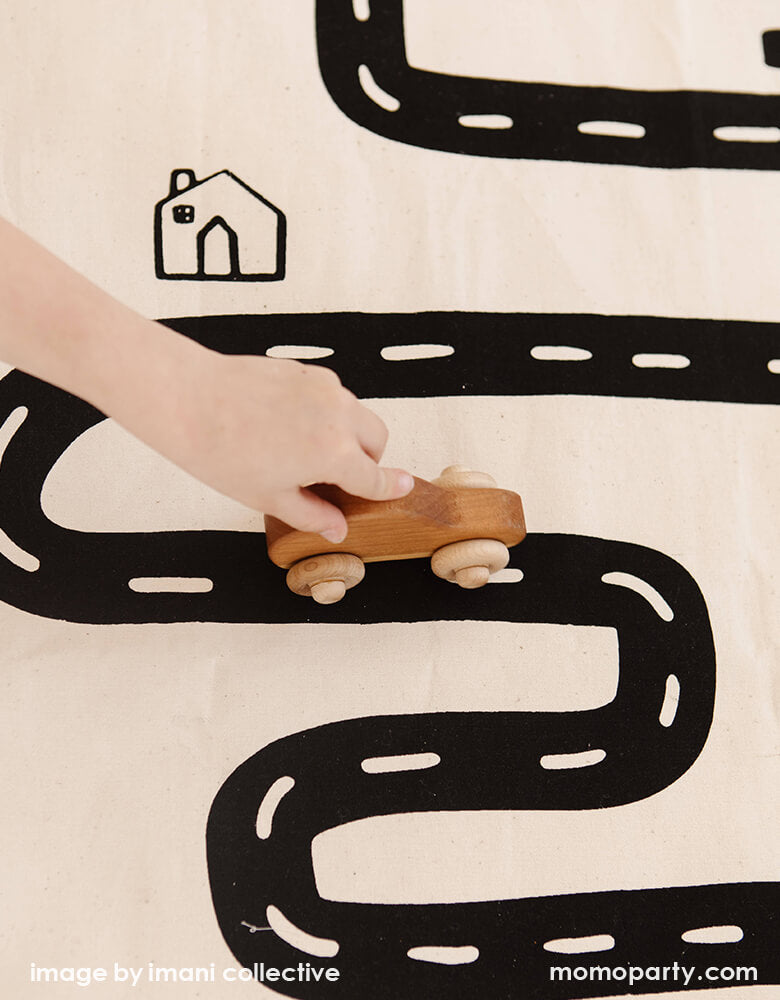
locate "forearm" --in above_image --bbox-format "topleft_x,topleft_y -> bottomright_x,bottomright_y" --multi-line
0,216 -> 204,420
0,217 -> 412,536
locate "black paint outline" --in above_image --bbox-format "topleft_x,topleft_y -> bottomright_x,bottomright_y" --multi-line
0,310 -> 778,623
206,527 -> 731,998
154,170 -> 286,282
0,313 -> 775,995
315,0 -> 780,168
158,312 -> 779,406
763,30 -> 780,69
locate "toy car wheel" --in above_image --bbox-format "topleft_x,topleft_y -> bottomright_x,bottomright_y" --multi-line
286,553 -> 365,604
431,538 -> 510,589
432,464 -> 498,489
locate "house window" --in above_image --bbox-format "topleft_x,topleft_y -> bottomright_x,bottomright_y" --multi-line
173,205 -> 195,224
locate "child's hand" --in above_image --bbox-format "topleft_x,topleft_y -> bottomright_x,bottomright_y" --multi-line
0,217 -> 412,541
143,347 -> 412,542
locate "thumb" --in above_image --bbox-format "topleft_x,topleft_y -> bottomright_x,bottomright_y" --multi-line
270,488 -> 349,543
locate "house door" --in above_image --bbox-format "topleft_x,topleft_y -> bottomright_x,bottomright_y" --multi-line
197,217 -> 239,277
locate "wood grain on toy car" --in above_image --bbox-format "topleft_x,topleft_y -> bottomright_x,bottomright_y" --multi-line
264,477 -> 526,568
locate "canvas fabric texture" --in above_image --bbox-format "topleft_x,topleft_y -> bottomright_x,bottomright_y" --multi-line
0,3 -> 778,999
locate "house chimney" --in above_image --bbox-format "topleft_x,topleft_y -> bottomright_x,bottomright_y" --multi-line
170,169 -> 197,195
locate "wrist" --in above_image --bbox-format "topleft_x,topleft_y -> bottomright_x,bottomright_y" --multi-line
79,311 -> 213,447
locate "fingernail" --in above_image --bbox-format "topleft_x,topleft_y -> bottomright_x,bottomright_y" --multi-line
322,526 -> 346,544
397,472 -> 414,494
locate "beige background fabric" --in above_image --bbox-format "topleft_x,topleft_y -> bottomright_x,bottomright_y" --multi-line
1,3 -> 778,998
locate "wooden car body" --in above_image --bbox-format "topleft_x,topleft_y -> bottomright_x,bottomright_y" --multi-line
265,476 -> 526,568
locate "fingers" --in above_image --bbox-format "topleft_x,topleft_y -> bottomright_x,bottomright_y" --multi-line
354,403 -> 389,463
334,450 -> 414,502
271,488 -> 348,543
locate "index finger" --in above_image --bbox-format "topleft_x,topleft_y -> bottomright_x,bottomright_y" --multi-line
354,400 -> 389,463
334,449 -> 413,502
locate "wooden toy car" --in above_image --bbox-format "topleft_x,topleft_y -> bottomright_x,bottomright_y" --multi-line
264,466 -> 526,603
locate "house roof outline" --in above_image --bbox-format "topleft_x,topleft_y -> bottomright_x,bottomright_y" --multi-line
154,169 -> 286,281
159,169 -> 281,215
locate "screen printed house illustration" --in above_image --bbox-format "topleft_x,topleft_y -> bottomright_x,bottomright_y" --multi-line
154,169 -> 286,281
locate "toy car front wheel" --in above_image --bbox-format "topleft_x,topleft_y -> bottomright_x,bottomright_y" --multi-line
431,539 -> 510,589
286,553 -> 365,604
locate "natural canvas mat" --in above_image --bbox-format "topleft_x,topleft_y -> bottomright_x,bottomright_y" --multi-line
1,3 -> 778,999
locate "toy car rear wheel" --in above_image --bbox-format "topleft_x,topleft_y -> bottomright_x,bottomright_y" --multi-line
432,464 -> 498,489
